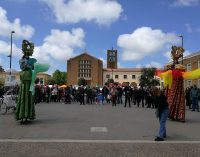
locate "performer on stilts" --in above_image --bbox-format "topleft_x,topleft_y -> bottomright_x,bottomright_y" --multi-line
15,40 -> 37,123
156,46 -> 200,122
15,40 -> 49,123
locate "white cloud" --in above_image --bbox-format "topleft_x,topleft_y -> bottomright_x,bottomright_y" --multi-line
0,40 -> 22,57
40,0 -> 123,25
185,24 -> 193,33
118,62 -> 124,68
164,50 -> 191,61
172,0 -> 199,7
33,28 -> 85,63
145,61 -> 162,68
99,57 -> 107,68
0,28 -> 85,71
117,27 -> 179,61
163,51 -> 172,61
136,64 -> 141,68
0,57 -> 2,65
0,7 -> 34,39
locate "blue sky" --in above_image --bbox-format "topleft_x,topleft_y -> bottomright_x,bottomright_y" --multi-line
0,0 -> 200,74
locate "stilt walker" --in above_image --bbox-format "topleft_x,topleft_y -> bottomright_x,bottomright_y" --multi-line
157,46 -> 200,122
15,40 -> 49,123
15,40 -> 37,123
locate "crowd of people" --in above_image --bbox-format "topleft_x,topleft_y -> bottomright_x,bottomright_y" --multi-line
32,83 -> 200,112
1,83 -> 200,112
33,83 -> 160,108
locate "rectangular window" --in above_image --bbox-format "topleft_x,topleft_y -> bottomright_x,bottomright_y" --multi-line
115,75 -> 118,79
78,60 -> 91,78
11,76 -> 16,81
106,74 -> 110,79
124,75 -> 127,79
132,75 -> 136,79
198,61 -> 200,68
186,63 -> 192,71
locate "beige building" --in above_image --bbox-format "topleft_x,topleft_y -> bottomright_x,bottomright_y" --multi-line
182,51 -> 200,88
103,68 -> 142,86
67,52 -> 103,86
0,71 -> 50,86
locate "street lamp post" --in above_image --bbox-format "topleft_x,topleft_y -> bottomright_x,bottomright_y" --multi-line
111,68 -> 113,80
178,35 -> 183,64
8,31 -> 15,75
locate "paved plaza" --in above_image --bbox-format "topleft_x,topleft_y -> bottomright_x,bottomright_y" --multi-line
0,102 -> 200,156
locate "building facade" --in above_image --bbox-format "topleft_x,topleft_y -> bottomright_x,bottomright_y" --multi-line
67,53 -> 103,86
103,68 -> 142,86
0,71 -> 50,86
182,51 -> 200,88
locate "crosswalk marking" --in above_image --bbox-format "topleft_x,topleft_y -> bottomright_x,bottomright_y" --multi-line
90,127 -> 108,132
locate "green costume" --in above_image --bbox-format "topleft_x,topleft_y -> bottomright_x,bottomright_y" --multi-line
15,40 -> 36,121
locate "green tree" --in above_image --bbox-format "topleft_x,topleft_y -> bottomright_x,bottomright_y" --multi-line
106,78 -> 114,84
0,65 -> 5,72
139,68 -> 160,88
0,78 -> 4,86
122,82 -> 130,86
78,78 -> 87,86
46,77 -> 55,85
46,70 -> 67,85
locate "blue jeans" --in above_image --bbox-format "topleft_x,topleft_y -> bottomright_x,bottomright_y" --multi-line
158,108 -> 169,138
192,97 -> 199,111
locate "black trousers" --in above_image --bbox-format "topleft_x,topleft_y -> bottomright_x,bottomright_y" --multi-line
80,95 -> 85,105
124,96 -> 131,107
112,95 -> 117,106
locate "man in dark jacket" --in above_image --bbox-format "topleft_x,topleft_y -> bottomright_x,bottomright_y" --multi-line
124,84 -> 131,107
78,86 -> 85,105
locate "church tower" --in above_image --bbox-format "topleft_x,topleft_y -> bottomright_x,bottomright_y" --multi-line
107,48 -> 117,69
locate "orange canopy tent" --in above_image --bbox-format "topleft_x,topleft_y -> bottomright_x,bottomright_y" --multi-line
59,85 -> 67,88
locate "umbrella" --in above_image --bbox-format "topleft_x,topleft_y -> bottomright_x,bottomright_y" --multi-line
60,85 -> 67,88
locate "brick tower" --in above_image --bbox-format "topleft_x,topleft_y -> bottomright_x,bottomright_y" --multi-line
107,48 -> 117,69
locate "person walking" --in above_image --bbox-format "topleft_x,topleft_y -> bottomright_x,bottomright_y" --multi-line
153,87 -> 169,141
124,84 -> 131,107
185,87 -> 192,109
79,86 -> 85,105
190,85 -> 199,112
110,84 -> 117,106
